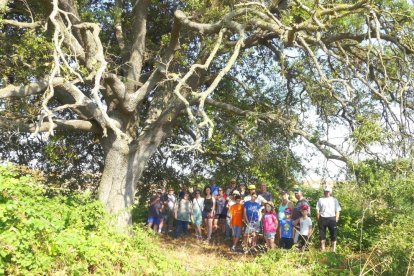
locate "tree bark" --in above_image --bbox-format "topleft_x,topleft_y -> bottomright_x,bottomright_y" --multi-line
97,117 -> 172,229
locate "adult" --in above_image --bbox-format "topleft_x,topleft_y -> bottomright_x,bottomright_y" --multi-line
244,184 -> 267,206
316,186 -> 341,252
214,188 -> 227,233
259,182 -> 273,202
243,193 -> 262,247
192,190 -> 205,240
178,185 -> 188,199
210,177 -> 220,197
226,178 -> 237,197
174,192 -> 192,239
292,187 -> 311,220
278,191 -> 294,221
239,182 -> 248,198
202,186 -> 216,241
292,187 -> 311,243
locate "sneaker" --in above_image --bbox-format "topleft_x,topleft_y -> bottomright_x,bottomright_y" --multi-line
231,246 -> 236,251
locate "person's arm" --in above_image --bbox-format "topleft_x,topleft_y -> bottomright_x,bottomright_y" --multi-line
293,217 -> 300,226
274,214 -> 278,229
335,198 -> 341,222
291,222 -> 295,239
309,224 -> 313,236
212,197 -> 216,215
316,200 -> 320,221
244,207 -> 249,223
279,222 -> 282,237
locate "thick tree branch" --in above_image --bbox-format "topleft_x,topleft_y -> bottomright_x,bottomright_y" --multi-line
2,19 -> 44,28
0,117 -> 101,133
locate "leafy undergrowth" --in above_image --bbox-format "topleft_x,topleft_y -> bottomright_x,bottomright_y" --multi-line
0,166 -> 184,275
1,164 -> 413,275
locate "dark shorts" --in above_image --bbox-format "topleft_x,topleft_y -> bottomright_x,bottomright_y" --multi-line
319,217 -> 337,241
215,214 -> 227,219
280,237 -> 294,249
298,235 -> 309,249
148,216 -> 161,225
202,211 -> 214,219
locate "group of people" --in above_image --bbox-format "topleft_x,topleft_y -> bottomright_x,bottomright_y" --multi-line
147,178 -> 341,252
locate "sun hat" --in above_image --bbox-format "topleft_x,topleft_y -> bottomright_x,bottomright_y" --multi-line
248,184 -> 256,190
324,186 -> 332,192
232,190 -> 240,195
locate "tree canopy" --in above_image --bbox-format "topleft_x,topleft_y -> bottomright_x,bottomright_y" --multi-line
1,0 -> 414,227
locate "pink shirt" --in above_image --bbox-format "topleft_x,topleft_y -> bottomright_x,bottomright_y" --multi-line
263,212 -> 278,233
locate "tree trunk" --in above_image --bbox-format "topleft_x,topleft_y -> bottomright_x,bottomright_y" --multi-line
97,122 -> 170,229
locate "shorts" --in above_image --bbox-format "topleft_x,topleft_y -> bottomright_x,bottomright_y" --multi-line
264,232 -> 276,240
147,216 -> 160,225
245,221 -> 260,234
202,211 -> 214,219
280,237 -> 294,249
232,226 -> 242,237
215,214 -> 227,219
319,217 -> 337,241
192,211 -> 203,226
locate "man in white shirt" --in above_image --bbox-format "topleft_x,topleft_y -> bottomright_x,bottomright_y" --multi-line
316,186 -> 341,252
244,184 -> 267,206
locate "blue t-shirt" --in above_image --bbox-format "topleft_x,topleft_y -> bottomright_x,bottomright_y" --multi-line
244,201 -> 261,222
280,219 -> 294,238
210,185 -> 219,196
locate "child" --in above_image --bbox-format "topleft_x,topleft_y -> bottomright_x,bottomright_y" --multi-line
243,193 -> 262,248
174,192 -> 192,239
279,208 -> 294,249
263,202 -> 278,249
294,204 -> 312,251
229,195 -> 244,251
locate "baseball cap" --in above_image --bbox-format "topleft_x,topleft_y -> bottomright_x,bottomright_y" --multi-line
281,191 -> 288,195
284,208 -> 292,214
248,184 -> 256,190
324,186 -> 332,192
232,190 -> 240,195
294,187 -> 302,193
301,205 -> 309,211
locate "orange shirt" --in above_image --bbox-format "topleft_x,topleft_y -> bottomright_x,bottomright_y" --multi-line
230,203 -> 244,227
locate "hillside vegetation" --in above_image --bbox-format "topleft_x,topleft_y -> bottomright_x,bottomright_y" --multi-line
1,164 -> 413,275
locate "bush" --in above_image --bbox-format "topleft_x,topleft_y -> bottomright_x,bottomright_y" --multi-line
0,165 -> 184,275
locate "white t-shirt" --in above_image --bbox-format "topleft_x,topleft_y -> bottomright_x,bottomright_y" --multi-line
244,195 -> 267,205
316,197 -> 341,217
299,217 -> 312,235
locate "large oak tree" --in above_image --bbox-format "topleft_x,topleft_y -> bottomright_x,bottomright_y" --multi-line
1,0 -> 414,228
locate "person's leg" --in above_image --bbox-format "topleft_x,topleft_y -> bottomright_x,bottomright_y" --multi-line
213,217 -> 219,231
158,218 -> 164,233
319,217 -> 327,251
328,217 -> 338,252
225,217 -> 232,240
183,221 -> 189,236
174,220 -> 182,239
207,218 -> 213,240
270,236 -> 275,249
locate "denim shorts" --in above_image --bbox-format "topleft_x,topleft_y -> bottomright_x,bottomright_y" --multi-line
147,216 -> 160,225
232,226 -> 242,237
245,221 -> 260,234
264,232 -> 276,240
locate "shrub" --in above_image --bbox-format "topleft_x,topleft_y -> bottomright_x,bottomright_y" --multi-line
0,165 -> 184,275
